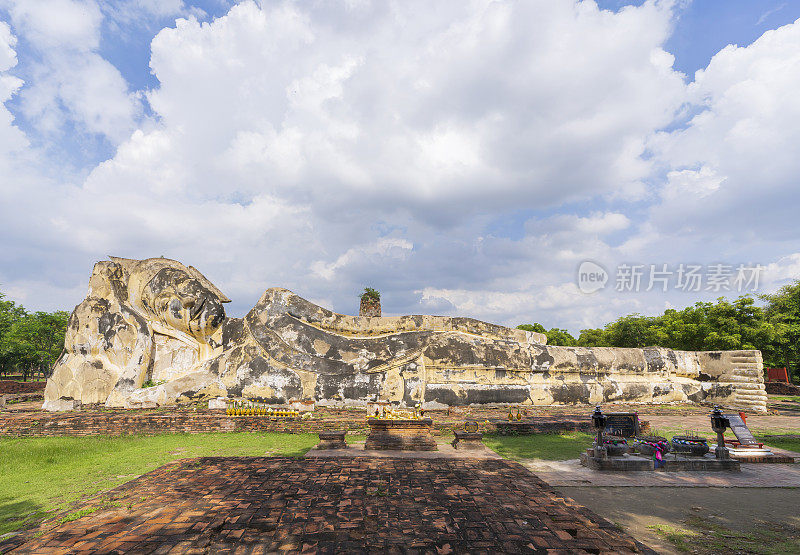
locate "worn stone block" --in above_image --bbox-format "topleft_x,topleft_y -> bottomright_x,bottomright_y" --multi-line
208,398 -> 227,410
451,431 -> 485,450
317,430 -> 347,449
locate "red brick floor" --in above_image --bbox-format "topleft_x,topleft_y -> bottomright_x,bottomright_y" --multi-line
9,457 -> 650,554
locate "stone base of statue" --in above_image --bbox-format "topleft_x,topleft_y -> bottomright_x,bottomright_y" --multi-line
364,418 -> 437,451
451,431 -> 485,450
581,449 -> 741,471
317,430 -> 347,449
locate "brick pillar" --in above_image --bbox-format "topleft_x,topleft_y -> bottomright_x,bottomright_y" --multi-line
359,297 -> 381,317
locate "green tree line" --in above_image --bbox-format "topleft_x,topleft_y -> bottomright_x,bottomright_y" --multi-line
518,280 -> 800,382
0,292 -> 69,381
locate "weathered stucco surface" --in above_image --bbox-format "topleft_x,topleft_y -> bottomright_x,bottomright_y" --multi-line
45,257 -> 767,412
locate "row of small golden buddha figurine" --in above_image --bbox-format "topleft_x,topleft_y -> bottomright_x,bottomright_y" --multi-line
225,401 -> 313,419
367,402 -> 425,420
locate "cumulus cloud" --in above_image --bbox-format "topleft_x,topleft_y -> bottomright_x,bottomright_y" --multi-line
3,0 -> 139,142
311,238 -> 413,281
0,1 -> 798,335
0,20 -> 25,154
141,0 -> 685,216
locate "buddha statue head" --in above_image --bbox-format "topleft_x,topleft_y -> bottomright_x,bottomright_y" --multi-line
110,256 -> 230,344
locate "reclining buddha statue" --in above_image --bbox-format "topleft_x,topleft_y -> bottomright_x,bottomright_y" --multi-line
44,256 -> 767,412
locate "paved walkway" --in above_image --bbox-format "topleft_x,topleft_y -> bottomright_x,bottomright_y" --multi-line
524,458 -> 800,487
9,457 -> 650,554
559,487 -> 800,555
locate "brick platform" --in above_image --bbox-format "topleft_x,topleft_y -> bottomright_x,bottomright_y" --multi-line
496,419 -> 593,434
3,403 -> 778,438
317,430 -> 347,449
766,381 -> 800,395
364,418 -> 438,450
0,380 -> 45,394
6,457 -> 649,553
0,410 -> 372,437
0,408 -> 603,438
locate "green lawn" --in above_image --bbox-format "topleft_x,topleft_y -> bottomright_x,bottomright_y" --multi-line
758,436 -> 800,453
0,433 -> 318,537
482,432 -> 593,461
769,395 -> 800,403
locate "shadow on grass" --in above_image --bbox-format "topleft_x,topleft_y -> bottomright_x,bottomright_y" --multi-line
0,496 -> 49,539
650,515 -> 800,555
267,445 -> 313,458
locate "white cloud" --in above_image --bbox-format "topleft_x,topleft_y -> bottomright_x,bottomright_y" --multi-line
0,19 -> 17,70
645,16 -> 800,259
0,20 -> 25,155
662,165 -> 725,200
311,238 -> 413,281
4,0 -> 139,142
763,253 -> 800,290
108,0 -> 194,22
140,0 -> 685,215
5,0 -> 102,50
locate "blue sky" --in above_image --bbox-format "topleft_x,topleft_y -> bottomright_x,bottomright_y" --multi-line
1,0 -> 799,334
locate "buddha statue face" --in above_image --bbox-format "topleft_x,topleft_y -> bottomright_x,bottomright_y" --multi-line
139,267 -> 226,341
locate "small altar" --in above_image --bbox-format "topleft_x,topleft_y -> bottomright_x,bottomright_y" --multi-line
364,418 -> 438,451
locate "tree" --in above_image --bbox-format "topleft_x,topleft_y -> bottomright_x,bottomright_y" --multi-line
6,311 -> 70,380
603,314 -> 656,348
516,323 -> 577,346
0,289 -> 69,380
543,328 -> 578,346
761,281 -> 800,382
0,292 -> 26,378
360,288 -> 381,302
577,328 -> 607,347
518,287 -> 799,383
516,323 -> 546,334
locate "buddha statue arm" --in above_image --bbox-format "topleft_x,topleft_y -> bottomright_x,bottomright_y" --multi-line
252,287 -> 546,344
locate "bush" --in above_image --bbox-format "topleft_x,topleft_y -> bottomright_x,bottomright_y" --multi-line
360,288 -> 381,302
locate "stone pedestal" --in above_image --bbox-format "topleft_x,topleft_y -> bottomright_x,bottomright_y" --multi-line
581,451 -> 654,471
365,418 -> 437,451
317,430 -> 347,449
580,449 -> 741,471
452,431 -> 485,450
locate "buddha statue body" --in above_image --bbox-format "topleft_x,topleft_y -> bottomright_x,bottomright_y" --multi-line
44,257 -> 767,412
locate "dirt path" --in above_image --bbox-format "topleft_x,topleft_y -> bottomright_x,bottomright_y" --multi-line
558,486 -> 800,554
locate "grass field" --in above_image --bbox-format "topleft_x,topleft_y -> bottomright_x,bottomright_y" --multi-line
482,431 -> 593,460
758,436 -> 800,453
0,433 -> 318,537
769,395 -> 800,403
